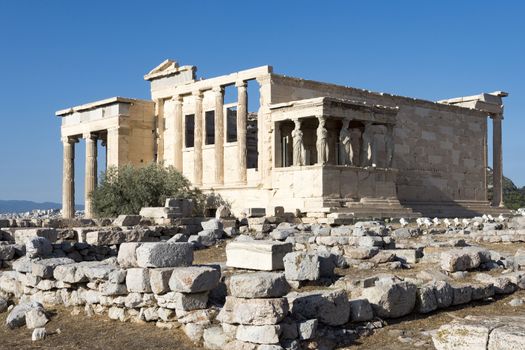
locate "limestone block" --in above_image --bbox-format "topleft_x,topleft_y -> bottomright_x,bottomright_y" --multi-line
349,298 -> 373,322
25,308 -> 48,329
451,284 -> 473,305
283,252 -> 320,281
149,268 -> 175,295
117,242 -> 142,268
433,280 -> 454,308
440,247 -> 489,272
32,328 -> 47,341
31,258 -> 75,278
355,236 -> 383,248
361,281 -> 417,319
344,247 -> 379,260
53,263 -> 87,284
203,325 -> 231,350
14,229 -> 58,245
6,302 -> 44,329
25,237 -> 53,258
229,272 -> 290,298
99,282 -> 127,296
201,218 -> 224,231
236,325 -> 281,344
126,268 -> 151,293
85,231 -> 128,245
298,319 -> 317,340
288,289 -> 350,326
226,241 -> 292,271
168,266 -> 220,293
155,291 -> 208,311
416,283 -> 438,313
135,242 -> 193,268
113,215 -> 141,227
245,208 -> 266,218
432,322 -> 491,350
217,296 -> 288,325
488,325 -> 525,350
0,244 -> 15,260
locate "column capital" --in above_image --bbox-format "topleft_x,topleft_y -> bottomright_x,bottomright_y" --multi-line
212,86 -> 224,94
235,80 -> 247,88
61,136 -> 78,144
83,132 -> 98,141
192,90 -> 204,99
172,95 -> 184,104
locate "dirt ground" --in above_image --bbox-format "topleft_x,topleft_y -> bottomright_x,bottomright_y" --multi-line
0,306 -> 200,350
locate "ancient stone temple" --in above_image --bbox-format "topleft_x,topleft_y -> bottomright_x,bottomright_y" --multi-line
56,59 -> 508,219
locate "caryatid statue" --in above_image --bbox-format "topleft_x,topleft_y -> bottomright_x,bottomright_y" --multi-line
339,118 -> 353,165
292,119 -> 305,166
360,121 -> 373,166
316,116 -> 329,164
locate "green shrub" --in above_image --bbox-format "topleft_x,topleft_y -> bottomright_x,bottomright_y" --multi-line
91,163 -> 207,217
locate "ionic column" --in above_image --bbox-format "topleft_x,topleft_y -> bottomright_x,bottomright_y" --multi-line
214,87 -> 225,184
491,113 -> 504,207
84,133 -> 98,218
193,91 -> 204,186
236,81 -> 248,184
62,137 -> 76,219
155,99 -> 164,163
173,95 -> 184,172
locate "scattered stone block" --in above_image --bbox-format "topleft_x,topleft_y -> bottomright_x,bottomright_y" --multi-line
136,242 -> 193,268
31,258 -> 75,278
169,266 -> 221,293
416,283 -> 438,313
117,242 -> 142,268
25,308 -> 48,329
361,281 -> 417,318
6,302 -> 44,329
217,296 -> 288,325
150,268 -> 175,295
451,284 -> 473,305
126,268 -> 151,293
349,299 -> 373,322
283,252 -> 320,281
288,289 -> 350,326
236,324 -> 281,344
113,215 -> 141,227
229,272 -> 290,298
32,327 -> 47,341
26,237 -> 52,258
226,241 -> 292,271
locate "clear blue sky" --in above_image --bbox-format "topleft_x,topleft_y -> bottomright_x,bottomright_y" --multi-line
0,0 -> 523,204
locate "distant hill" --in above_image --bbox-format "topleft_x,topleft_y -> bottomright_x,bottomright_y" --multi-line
0,200 -> 83,214
487,168 -> 525,210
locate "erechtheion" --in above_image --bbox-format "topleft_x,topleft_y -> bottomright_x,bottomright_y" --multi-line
56,60 -> 508,219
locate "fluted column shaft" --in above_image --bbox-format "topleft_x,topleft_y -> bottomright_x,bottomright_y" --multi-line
236,81 -> 248,184
214,87 -> 225,184
491,114 -> 504,207
193,91 -> 203,185
173,95 -> 184,172
84,133 -> 97,218
62,137 -> 75,219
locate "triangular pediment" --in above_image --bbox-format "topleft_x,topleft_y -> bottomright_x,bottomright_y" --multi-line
146,59 -> 179,76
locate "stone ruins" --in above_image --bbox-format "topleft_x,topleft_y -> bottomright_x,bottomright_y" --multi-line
2,207 -> 525,348
56,59 -> 508,220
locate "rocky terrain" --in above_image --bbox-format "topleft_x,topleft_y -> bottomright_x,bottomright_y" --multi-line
1,204 -> 525,349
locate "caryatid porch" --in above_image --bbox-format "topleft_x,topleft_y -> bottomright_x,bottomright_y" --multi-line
269,97 -> 408,214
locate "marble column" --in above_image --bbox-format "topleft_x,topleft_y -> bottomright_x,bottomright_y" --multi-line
84,133 -> 98,218
62,137 -> 76,219
193,91 -> 203,186
360,121 -> 373,166
214,87 -> 225,184
236,81 -> 248,184
155,99 -> 164,163
491,113 -> 504,207
173,95 -> 184,172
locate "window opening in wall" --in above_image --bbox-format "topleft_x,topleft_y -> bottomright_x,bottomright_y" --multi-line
226,107 -> 237,142
185,114 -> 195,148
205,111 -> 215,145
